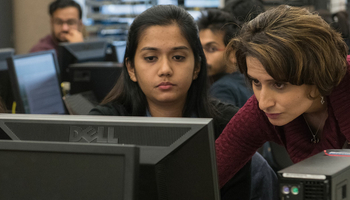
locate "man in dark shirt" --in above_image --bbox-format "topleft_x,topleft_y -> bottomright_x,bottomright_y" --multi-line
30,0 -> 84,53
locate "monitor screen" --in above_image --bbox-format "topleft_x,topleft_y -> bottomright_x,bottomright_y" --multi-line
113,41 -> 126,63
0,140 -> 139,200
0,114 -> 220,200
6,50 -> 66,114
0,48 -> 15,111
185,0 -> 220,8
58,40 -> 108,81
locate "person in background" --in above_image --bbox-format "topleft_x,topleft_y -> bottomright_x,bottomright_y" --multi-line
198,9 -> 278,200
331,11 -> 350,53
223,0 -> 265,24
198,9 -> 252,107
90,5 -> 251,200
30,0 -> 84,53
317,9 -> 350,54
216,5 -> 350,188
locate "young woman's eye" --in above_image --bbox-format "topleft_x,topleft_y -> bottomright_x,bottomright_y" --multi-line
173,55 -> 185,61
274,82 -> 285,89
144,56 -> 157,62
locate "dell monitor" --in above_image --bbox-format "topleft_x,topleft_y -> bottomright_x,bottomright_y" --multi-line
6,50 -> 66,114
0,114 -> 220,200
0,48 -> 15,111
58,40 -> 108,81
0,140 -> 139,200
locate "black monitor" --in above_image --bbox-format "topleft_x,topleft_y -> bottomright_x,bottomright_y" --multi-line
0,48 -> 15,111
69,62 -> 123,102
6,50 -> 66,114
0,140 -> 139,200
0,114 -> 220,200
58,40 -> 108,81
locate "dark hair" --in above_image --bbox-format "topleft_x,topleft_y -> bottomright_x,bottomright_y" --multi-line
223,0 -> 265,24
226,5 -> 348,96
49,0 -> 82,19
102,5 -> 215,118
197,9 -> 240,46
0,98 -> 6,113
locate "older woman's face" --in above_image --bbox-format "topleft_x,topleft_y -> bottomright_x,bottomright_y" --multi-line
246,56 -> 321,126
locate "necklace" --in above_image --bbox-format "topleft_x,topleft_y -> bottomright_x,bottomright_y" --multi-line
302,114 -> 325,144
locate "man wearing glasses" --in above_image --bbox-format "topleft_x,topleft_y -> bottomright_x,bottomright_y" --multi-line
30,0 -> 83,53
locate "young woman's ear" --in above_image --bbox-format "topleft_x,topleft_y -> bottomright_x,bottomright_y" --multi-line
193,60 -> 201,80
126,58 -> 137,82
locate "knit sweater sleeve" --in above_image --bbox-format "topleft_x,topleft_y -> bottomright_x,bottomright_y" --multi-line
215,95 -> 277,187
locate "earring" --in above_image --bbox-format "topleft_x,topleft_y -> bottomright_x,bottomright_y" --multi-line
321,96 -> 325,105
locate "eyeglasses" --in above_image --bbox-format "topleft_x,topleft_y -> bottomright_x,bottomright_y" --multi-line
203,45 -> 225,53
53,19 -> 79,26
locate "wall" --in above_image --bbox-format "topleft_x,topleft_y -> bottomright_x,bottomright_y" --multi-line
0,1 -> 14,49
13,0 -> 51,54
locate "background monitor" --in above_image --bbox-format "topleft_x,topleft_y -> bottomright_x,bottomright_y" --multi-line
58,40 -> 108,81
0,114 -> 220,200
69,62 -> 123,102
185,0 -> 220,8
0,140 -> 139,200
112,40 -> 126,63
6,50 -> 66,114
0,48 -> 15,111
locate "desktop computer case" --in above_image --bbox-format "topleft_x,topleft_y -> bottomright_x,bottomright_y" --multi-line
278,150 -> 350,200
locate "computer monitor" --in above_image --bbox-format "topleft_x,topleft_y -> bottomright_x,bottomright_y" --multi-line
184,0 -> 221,8
69,62 -> 123,102
0,114 -> 220,200
0,48 -> 15,111
0,140 -> 139,200
58,40 -> 108,81
112,40 -> 126,63
6,50 -> 66,114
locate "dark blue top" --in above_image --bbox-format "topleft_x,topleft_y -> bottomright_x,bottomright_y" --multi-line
210,72 -> 253,108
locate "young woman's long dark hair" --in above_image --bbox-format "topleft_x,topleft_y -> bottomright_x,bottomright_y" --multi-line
102,5 -> 216,118
0,98 -> 6,113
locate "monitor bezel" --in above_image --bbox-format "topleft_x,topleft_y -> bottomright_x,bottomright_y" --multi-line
6,50 -> 65,114
0,140 -> 139,200
58,40 -> 108,82
0,48 -> 15,71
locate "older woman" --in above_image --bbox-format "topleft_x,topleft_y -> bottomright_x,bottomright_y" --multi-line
216,5 -> 350,187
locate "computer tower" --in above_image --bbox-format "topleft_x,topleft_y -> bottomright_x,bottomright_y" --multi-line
278,150 -> 350,200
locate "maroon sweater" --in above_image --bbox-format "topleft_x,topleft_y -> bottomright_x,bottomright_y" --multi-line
29,34 -> 58,54
215,57 -> 350,187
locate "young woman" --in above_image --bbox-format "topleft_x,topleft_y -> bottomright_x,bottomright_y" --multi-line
90,5 -> 251,200
216,5 -> 350,187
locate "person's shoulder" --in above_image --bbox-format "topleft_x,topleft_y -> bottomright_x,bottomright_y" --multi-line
211,99 -> 239,117
29,34 -> 56,53
89,102 -> 128,116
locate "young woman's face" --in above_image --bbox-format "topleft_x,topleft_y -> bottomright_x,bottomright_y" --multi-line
246,56 -> 322,126
127,24 -> 199,107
